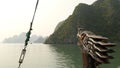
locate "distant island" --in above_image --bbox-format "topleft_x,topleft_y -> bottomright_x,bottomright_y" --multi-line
45,0 -> 120,44
3,32 -> 46,43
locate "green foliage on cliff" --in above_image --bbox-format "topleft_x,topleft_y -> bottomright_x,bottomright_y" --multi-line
45,0 -> 120,44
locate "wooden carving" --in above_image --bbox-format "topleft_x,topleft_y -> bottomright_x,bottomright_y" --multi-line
77,28 -> 115,68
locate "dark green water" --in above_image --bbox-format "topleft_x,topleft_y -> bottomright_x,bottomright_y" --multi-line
100,43 -> 120,68
49,44 -> 83,68
0,43 -> 119,68
49,44 -> 120,68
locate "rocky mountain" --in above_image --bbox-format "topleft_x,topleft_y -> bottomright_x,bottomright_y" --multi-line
3,32 -> 45,43
45,0 -> 120,44
34,36 -> 47,43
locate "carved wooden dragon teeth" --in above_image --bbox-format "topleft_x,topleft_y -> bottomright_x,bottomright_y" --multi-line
77,29 -> 115,65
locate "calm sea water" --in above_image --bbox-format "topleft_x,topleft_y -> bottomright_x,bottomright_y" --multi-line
0,43 -> 119,68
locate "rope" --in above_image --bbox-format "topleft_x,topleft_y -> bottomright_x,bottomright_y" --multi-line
18,0 -> 39,68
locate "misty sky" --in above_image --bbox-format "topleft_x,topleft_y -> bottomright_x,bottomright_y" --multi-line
0,0 -> 97,42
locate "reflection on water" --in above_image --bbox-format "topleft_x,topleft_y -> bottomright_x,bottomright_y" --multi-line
49,44 -> 82,68
0,43 -> 82,68
0,43 -> 119,68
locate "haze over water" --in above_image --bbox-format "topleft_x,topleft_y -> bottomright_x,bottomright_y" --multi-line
0,0 -> 97,42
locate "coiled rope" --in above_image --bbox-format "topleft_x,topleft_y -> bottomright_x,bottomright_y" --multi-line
18,0 -> 39,68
